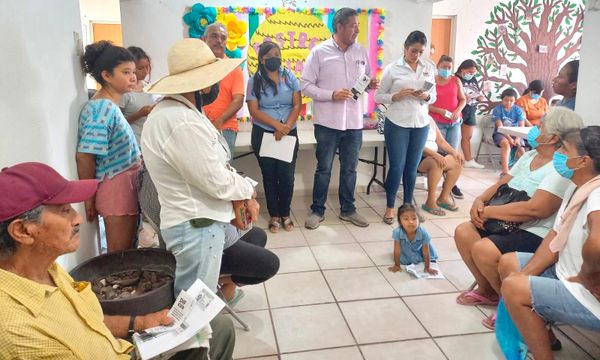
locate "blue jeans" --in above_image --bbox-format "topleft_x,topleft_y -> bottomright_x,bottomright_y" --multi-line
161,220 -> 227,294
222,129 -> 238,159
436,120 -> 462,150
311,124 -> 362,216
516,252 -> 600,331
384,119 -> 429,208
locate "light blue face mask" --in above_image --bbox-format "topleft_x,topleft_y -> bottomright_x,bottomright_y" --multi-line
527,126 -> 541,149
553,152 -> 576,179
462,73 -> 475,81
438,69 -> 452,78
530,93 -> 541,100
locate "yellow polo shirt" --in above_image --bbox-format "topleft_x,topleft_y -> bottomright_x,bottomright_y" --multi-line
0,263 -> 133,359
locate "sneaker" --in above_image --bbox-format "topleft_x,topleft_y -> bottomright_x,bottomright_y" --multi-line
304,212 -> 325,229
464,159 -> 485,169
339,211 -> 369,227
452,186 -> 464,199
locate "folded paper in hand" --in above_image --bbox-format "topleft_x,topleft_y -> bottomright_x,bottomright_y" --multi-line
351,74 -> 371,100
259,133 -> 296,163
133,279 -> 225,359
405,263 -> 445,279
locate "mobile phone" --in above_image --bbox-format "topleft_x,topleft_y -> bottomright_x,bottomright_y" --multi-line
422,81 -> 434,91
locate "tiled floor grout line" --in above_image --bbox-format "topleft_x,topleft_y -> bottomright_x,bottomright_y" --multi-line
371,259 -> 452,360
262,282 -> 282,359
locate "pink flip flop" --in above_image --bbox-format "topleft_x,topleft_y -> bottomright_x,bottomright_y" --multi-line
482,313 -> 496,330
456,290 -> 500,306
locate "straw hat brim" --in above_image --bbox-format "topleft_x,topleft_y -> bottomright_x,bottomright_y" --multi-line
146,57 -> 245,95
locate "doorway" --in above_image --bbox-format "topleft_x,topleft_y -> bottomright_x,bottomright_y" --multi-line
431,17 -> 454,64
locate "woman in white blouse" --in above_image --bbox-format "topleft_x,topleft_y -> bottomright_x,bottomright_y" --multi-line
375,30 -> 437,223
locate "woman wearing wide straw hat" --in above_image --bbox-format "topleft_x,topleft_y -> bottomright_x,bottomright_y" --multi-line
141,38 -> 260,294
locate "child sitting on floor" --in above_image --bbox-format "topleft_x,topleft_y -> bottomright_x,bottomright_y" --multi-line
388,204 -> 439,274
492,88 -> 526,177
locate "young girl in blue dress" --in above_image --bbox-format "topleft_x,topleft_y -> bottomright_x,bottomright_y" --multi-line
388,204 -> 439,274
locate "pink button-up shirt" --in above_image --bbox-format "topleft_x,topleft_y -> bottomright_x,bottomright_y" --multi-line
301,38 -> 371,130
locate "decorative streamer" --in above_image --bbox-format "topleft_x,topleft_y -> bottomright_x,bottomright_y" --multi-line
368,12 -> 382,115
358,12 -> 368,49
327,12 -> 335,33
248,12 -> 259,39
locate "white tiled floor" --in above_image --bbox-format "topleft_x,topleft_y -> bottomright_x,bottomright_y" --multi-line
229,168 -> 598,359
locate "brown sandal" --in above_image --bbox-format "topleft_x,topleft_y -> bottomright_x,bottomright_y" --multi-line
282,217 -> 294,231
269,217 -> 281,233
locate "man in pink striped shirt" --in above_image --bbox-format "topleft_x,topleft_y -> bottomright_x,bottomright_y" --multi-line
301,8 -> 378,229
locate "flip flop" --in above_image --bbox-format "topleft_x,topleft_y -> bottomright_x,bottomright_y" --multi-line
227,288 -> 245,307
421,204 -> 446,216
437,202 -> 459,212
383,216 -> 394,225
456,290 -> 500,306
482,313 -> 496,330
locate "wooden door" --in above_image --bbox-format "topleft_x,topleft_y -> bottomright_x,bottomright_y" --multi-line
92,23 -> 123,46
431,18 -> 452,64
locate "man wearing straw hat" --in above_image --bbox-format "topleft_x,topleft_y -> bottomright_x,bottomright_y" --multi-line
142,39 -> 259,296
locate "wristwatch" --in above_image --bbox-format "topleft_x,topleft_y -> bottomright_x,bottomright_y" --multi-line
128,314 -> 137,337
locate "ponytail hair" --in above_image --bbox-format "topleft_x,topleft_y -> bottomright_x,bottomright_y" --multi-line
81,41 -> 134,86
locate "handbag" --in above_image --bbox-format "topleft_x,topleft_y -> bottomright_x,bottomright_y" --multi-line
483,184 -> 530,235
230,199 -> 252,230
375,104 -> 388,134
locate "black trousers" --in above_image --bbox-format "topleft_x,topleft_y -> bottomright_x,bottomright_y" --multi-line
250,125 -> 299,218
220,227 -> 280,285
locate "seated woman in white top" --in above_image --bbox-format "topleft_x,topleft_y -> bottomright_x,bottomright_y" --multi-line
455,108 -> 583,312
500,126 -> 600,359
417,119 -> 464,216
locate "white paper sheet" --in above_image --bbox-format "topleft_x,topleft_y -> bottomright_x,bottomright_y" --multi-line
259,133 -> 296,163
133,279 -> 225,360
405,263 -> 445,279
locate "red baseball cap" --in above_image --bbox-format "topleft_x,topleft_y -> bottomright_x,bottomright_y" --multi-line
0,162 -> 99,222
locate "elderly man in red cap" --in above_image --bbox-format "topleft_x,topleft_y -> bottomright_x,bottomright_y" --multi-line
0,162 -> 235,359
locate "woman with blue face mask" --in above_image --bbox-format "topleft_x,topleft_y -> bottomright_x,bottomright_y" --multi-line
516,80 -> 549,127
456,59 -> 487,169
427,55 -> 467,204
455,108 -> 584,331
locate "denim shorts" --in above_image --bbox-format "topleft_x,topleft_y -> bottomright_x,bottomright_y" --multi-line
161,220 -> 227,294
516,252 -> 600,331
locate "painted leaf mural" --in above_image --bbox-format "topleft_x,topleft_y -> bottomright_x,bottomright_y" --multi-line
471,0 -> 586,113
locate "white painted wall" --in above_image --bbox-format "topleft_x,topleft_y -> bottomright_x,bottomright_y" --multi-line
575,8 -> 600,125
119,0 -> 436,196
433,0 -> 493,66
0,0 -> 98,270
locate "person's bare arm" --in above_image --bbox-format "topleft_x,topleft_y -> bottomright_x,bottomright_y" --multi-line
519,229 -> 560,276
568,211 -> 600,300
75,152 -> 97,222
104,309 -> 173,339
482,189 -> 563,223
453,77 -> 467,117
213,94 -> 244,130
388,241 -> 402,272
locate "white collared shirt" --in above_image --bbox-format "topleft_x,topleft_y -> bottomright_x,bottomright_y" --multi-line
375,56 -> 437,128
141,94 -> 255,229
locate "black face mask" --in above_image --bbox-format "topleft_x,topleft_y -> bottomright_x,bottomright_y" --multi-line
194,82 -> 220,111
264,57 -> 282,72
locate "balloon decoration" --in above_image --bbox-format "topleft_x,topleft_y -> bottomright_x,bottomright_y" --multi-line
182,4 -> 386,123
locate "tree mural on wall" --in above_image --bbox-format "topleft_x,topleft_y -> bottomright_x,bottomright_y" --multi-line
471,0 -> 586,113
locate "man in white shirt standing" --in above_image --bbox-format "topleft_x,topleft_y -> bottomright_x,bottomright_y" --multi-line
301,8 -> 378,229
500,126 -> 600,359
141,39 -> 258,294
